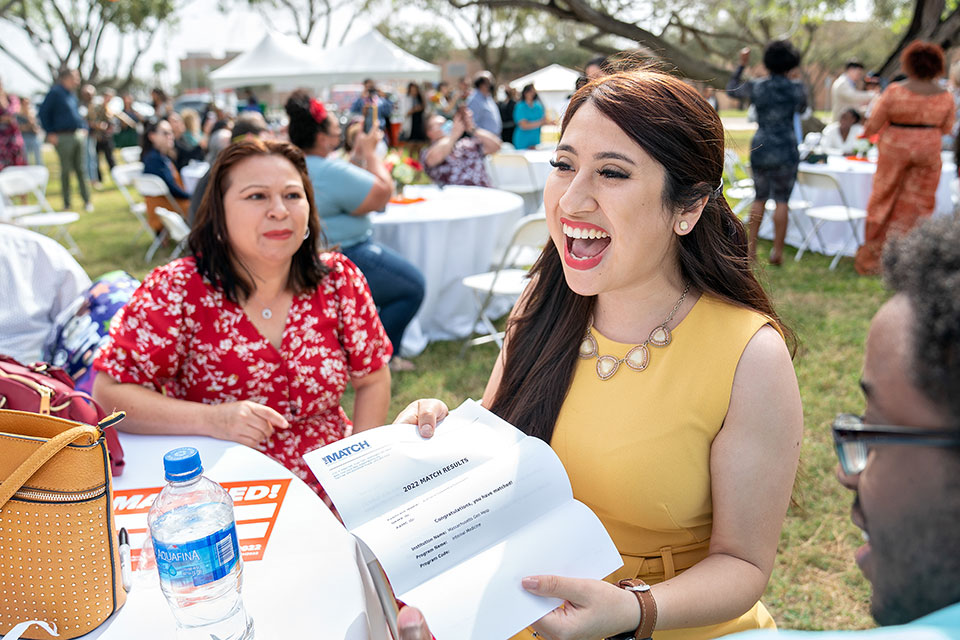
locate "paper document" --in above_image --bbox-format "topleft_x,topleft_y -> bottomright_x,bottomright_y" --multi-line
304,400 -> 622,640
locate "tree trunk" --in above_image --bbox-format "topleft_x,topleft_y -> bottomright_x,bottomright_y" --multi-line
877,0 -> 960,78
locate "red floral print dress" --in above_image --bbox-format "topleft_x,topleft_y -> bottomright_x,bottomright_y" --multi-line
94,253 -> 392,494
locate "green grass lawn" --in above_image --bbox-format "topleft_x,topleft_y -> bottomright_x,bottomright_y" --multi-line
47,142 -> 880,631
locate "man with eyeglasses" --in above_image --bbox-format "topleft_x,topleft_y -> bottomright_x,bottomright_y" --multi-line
394,214 -> 960,639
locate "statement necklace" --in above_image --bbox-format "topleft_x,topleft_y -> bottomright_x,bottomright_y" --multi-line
579,282 -> 691,381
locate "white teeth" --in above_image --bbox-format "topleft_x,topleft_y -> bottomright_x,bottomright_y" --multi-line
563,223 -> 609,239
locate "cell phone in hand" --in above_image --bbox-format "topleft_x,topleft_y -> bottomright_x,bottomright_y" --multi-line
363,102 -> 378,134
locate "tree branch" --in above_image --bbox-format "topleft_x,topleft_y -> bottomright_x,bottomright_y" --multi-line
448,0 -> 732,84
0,39 -> 49,83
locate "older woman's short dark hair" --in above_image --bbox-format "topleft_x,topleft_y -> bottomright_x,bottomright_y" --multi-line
883,216 -> 960,422
189,139 -> 328,303
901,40 -> 945,80
763,40 -> 801,75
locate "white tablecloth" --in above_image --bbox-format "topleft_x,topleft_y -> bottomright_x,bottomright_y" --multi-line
758,154 -> 956,257
84,434 -> 387,639
371,185 -> 525,355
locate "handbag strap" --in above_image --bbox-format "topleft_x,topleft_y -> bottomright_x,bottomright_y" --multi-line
0,424 -> 100,508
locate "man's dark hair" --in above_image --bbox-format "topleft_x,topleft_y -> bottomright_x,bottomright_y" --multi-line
232,111 -> 266,139
846,60 -> 865,70
842,108 -> 862,124
585,55 -> 608,70
57,68 -> 75,81
883,216 -> 960,423
763,40 -> 801,75
474,71 -> 494,89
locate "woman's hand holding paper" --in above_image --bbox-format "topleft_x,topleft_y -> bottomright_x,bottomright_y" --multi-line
393,398 -> 449,438
523,575 -> 640,640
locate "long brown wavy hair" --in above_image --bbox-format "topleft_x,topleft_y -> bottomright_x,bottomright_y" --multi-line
488,69 -> 796,442
189,139 -> 328,303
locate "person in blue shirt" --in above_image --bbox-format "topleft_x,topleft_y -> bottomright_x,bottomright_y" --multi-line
140,118 -> 191,231
37,69 -> 92,212
512,84 -> 546,150
395,215 -> 960,640
466,71 -> 502,138
286,90 -> 424,371
350,79 -> 394,136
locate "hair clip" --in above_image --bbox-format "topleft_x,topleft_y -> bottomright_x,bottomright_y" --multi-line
713,179 -> 724,198
309,98 -> 327,124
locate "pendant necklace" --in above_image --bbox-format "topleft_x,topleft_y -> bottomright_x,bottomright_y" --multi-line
579,282 -> 691,381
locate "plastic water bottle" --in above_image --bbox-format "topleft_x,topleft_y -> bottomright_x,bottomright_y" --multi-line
148,447 -> 253,640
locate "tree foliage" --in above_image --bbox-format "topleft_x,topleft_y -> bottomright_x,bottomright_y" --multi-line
438,0 -> 938,85
381,11 -> 594,79
0,0 -> 178,89
401,0 -> 543,77
377,21 -> 455,63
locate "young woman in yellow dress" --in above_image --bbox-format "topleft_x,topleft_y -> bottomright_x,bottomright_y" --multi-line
395,68 -> 804,640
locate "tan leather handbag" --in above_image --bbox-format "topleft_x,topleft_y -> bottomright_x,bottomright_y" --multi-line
0,409 -> 127,640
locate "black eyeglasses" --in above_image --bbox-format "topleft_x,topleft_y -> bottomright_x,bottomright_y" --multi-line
832,413 -> 960,475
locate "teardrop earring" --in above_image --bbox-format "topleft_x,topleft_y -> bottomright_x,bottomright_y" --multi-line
303,228 -> 311,240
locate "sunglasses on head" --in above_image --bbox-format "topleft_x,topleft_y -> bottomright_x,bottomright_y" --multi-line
832,413 -> 960,475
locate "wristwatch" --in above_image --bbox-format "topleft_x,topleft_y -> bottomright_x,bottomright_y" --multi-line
606,578 -> 657,640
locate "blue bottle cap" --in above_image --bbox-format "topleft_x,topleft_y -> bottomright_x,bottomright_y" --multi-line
162,447 -> 203,482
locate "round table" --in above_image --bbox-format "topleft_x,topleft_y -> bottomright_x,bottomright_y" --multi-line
371,185 -> 525,355
758,153 -> 957,257
83,434 -> 388,639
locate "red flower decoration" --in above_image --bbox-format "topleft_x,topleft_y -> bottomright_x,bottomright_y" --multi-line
309,98 -> 327,124
403,158 -> 424,171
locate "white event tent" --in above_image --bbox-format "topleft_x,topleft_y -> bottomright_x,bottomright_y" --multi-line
509,63 -> 581,119
209,30 -> 440,92
209,32 -> 318,91
316,30 -> 441,85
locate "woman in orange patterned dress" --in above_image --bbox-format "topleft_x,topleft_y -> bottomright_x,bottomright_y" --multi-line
855,41 -> 954,275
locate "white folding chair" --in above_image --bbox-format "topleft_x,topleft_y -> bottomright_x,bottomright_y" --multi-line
133,173 -> 187,261
0,166 -> 82,255
111,163 -> 153,245
488,153 -> 542,213
118,146 -> 142,164
722,150 -> 755,219
154,207 -> 191,260
461,213 -> 548,351
793,171 -> 868,270
0,165 -> 50,217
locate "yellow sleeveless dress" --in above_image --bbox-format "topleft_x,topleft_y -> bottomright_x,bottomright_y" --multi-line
512,294 -> 777,640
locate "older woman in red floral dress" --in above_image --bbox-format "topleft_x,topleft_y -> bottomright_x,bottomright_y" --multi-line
93,140 -> 392,496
